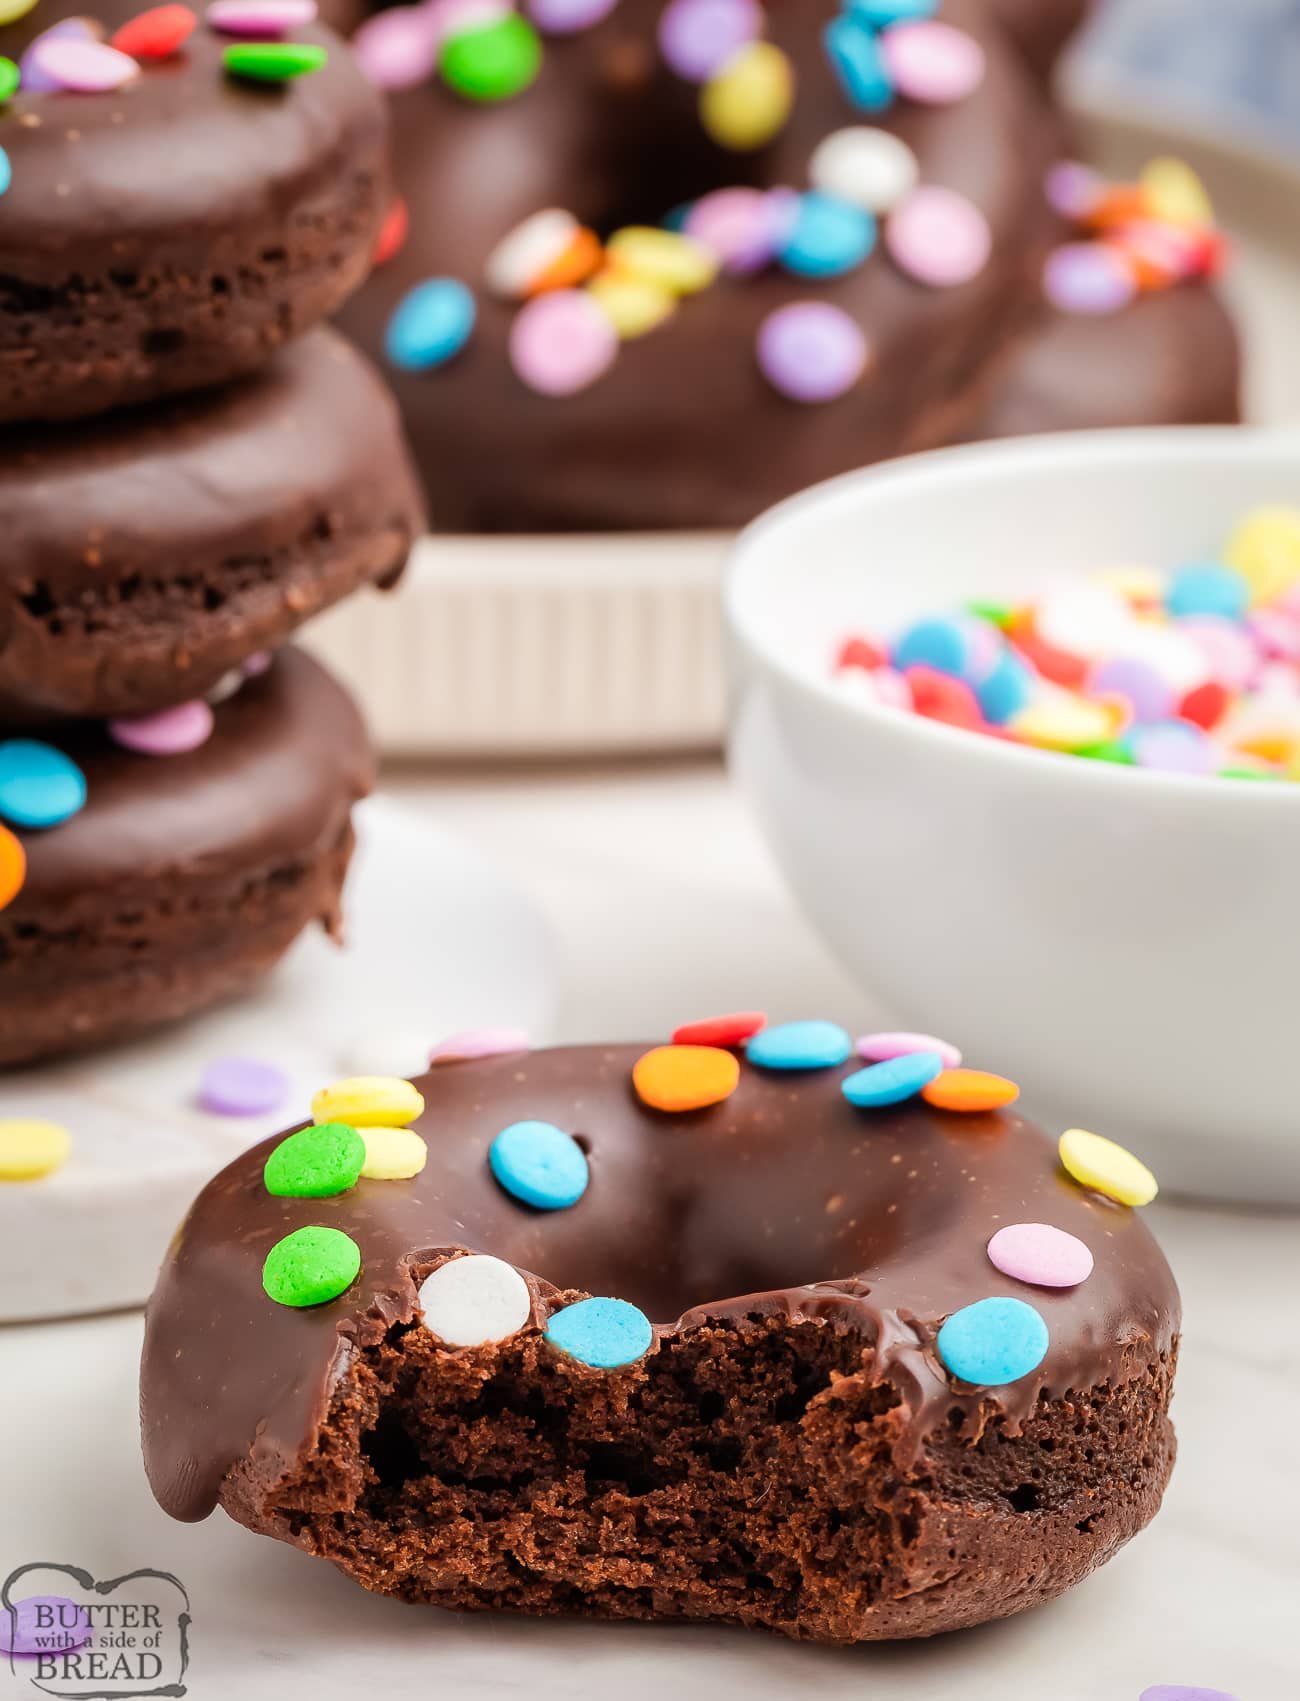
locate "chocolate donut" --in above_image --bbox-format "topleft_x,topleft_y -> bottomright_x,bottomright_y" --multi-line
0,330 -> 424,723
141,1034 -> 1179,1642
0,0 -> 388,424
0,648 -> 371,1067
332,0 -> 1238,532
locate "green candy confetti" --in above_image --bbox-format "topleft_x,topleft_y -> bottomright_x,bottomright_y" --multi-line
965,599 -> 1015,630
262,1225 -> 361,1308
223,41 -> 328,83
264,1122 -> 365,1198
1219,765 -> 1281,782
440,13 -> 541,102
0,56 -> 19,105
1078,738 -> 1135,766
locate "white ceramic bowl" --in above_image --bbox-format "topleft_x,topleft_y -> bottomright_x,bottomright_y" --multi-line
725,427 -> 1300,1205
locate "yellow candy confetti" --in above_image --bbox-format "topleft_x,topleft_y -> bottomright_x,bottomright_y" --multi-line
360,1126 -> 429,1181
1059,1128 -> 1157,1207
1010,693 -> 1116,752
1091,564 -> 1164,608
0,1119 -> 72,1181
699,41 -> 794,152
1224,505 -> 1300,606
604,227 -> 718,296
587,271 -> 677,338
0,0 -> 39,23
1140,156 -> 1213,229
311,1075 -> 425,1129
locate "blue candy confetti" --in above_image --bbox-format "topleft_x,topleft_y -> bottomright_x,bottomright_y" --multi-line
489,1119 -> 589,1210
0,147 -> 11,199
937,1296 -> 1049,1386
842,1050 -> 943,1107
892,616 -> 972,679
823,13 -> 893,112
0,741 -> 87,829
746,1019 -> 852,1071
780,191 -> 876,278
384,277 -> 476,372
1166,561 -> 1249,621
545,1296 -> 654,1368
846,0 -> 938,22
976,647 -> 1034,724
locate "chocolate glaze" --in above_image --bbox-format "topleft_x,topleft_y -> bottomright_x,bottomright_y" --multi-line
10,647 -> 372,906
333,0 -> 1239,532
141,1042 -> 1179,1524
0,330 -> 425,721
0,0 -> 388,420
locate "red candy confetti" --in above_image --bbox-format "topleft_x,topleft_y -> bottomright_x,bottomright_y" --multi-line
835,634 -> 887,672
111,3 -> 198,58
373,197 -> 409,267
672,1011 -> 767,1048
904,666 -> 984,730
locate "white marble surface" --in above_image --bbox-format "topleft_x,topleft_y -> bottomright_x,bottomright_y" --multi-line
2,761 -> 1296,1700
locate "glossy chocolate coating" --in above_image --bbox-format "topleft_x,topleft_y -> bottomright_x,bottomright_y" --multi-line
0,330 -> 424,722
12,647 -> 372,906
141,1042 -> 1179,1524
333,0 -> 1238,531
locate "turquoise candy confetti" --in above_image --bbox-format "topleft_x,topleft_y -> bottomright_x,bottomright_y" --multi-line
746,1019 -> 852,1071
490,1119 -> 589,1209
937,1296 -> 1049,1386
0,740 -> 87,828
847,0 -> 937,21
841,1050 -> 944,1107
1166,561 -> 1249,621
976,647 -> 1033,724
385,277 -> 476,372
780,191 -> 876,279
545,1295 -> 653,1368
0,145 -> 11,198
823,13 -> 893,113
893,615 -> 973,678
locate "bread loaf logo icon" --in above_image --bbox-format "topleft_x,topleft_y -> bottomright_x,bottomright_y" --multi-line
1,1564 -> 190,1698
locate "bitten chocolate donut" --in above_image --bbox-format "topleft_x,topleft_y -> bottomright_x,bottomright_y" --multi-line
0,330 -> 424,723
141,1026 -> 1179,1643
0,648 -> 371,1067
333,0 -> 1238,532
0,0 -> 388,424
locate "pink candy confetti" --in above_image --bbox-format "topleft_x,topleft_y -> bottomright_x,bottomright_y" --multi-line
429,1027 -> 532,1064
857,1030 -> 962,1070
885,185 -> 991,287
988,1223 -> 1094,1288
1044,159 -> 1102,221
685,186 -> 783,275
509,289 -> 617,396
207,0 -> 318,37
351,4 -> 445,87
756,301 -> 868,403
29,36 -> 140,92
879,20 -> 985,105
108,700 -> 215,756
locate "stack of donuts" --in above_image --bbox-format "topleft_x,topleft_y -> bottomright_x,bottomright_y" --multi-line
0,0 -> 423,1066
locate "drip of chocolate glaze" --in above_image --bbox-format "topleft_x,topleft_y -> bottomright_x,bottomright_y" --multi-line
140,1043 -> 1179,1523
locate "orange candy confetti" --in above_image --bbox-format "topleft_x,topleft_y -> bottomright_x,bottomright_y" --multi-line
373,197 -> 409,268
0,824 -> 25,912
921,1068 -> 1020,1113
528,226 -> 603,294
632,1045 -> 740,1113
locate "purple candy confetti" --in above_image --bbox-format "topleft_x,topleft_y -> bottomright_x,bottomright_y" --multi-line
657,0 -> 761,83
29,36 -> 139,92
1044,158 -> 1102,221
526,0 -> 618,32
19,17 -> 103,92
1043,241 -> 1138,315
878,19 -> 985,105
198,1055 -> 292,1116
886,185 -> 990,287
108,699 -> 215,757
756,300 -> 869,403
1129,719 -> 1215,775
1088,656 -> 1172,724
0,1597 -> 92,1659
684,186 -> 780,273
206,0 -> 318,37
1139,1690 -> 1241,1701
429,1026 -> 532,1064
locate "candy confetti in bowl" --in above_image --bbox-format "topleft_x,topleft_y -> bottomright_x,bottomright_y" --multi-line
725,427 -> 1300,1203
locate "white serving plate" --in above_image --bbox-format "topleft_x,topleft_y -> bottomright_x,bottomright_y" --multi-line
305,109 -> 1300,757
0,798 -> 557,1323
